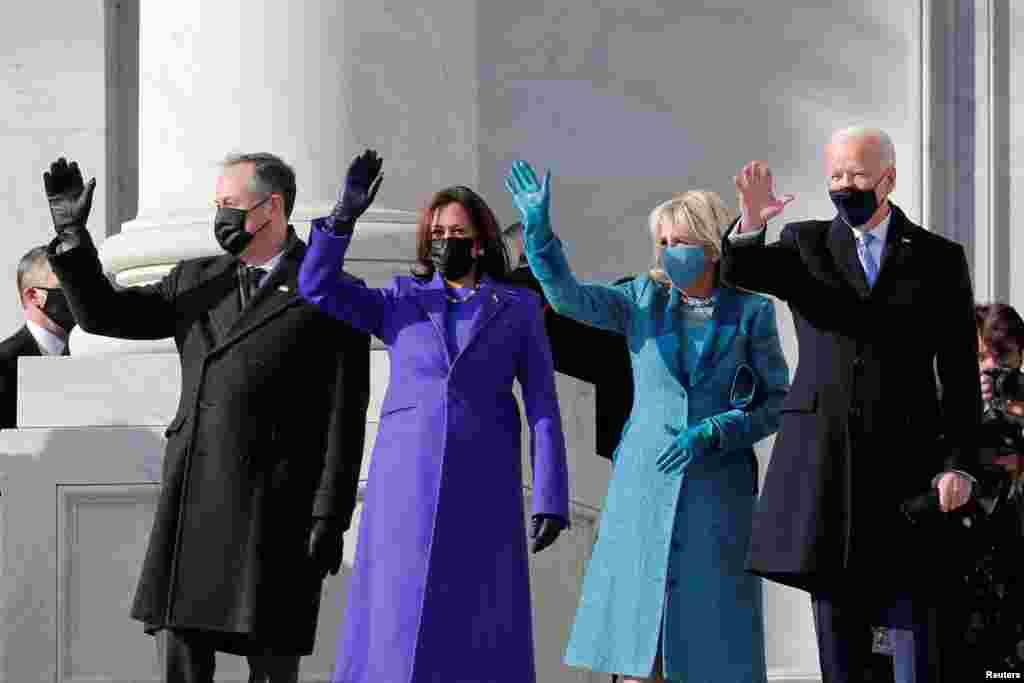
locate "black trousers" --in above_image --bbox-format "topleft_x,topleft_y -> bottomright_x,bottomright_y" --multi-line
164,629 -> 300,683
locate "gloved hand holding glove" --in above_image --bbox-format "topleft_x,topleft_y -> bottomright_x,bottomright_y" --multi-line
655,419 -> 720,475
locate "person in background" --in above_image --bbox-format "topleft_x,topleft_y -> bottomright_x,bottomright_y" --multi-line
505,160 -> 789,683
503,220 -> 633,462
0,246 -> 76,429
42,155 -> 370,683
952,302 -> 1024,675
298,151 -> 569,683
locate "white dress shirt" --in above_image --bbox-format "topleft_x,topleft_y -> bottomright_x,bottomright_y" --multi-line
251,248 -> 285,279
25,320 -> 67,356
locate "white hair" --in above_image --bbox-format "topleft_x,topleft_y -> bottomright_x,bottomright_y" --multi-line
830,126 -> 895,168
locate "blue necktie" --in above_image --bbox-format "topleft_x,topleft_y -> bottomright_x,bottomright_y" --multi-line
858,232 -> 879,289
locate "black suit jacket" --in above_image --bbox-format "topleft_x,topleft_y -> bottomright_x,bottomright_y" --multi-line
47,226 -> 371,655
0,325 -> 42,429
504,264 -> 633,461
721,204 -> 981,594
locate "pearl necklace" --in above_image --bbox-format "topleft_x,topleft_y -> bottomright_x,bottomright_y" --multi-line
680,291 -> 716,307
445,281 -> 481,304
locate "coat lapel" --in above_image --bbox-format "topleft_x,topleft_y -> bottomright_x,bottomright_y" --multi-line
689,289 -> 740,386
868,205 -> 914,298
826,218 -> 871,298
205,256 -> 246,342
451,276 -> 510,366
410,272 -> 451,363
16,325 -> 44,357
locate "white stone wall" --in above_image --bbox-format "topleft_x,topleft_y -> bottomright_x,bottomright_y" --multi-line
0,1 -> 109,335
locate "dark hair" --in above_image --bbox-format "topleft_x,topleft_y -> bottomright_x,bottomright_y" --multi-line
976,302 -> 1024,355
16,245 -> 50,303
222,152 -> 298,219
411,185 -> 511,280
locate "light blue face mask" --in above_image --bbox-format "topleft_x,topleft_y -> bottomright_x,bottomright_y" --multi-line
662,244 -> 708,289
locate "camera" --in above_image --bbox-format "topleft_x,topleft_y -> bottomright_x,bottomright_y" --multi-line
901,376 -> 1024,526
980,366 -> 1024,464
985,366 -> 1024,406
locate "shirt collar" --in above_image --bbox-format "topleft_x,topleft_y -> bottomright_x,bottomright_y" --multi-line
248,247 -> 285,273
26,319 -> 67,356
850,210 -> 891,245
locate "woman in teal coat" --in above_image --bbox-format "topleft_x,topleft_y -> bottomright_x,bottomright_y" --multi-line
505,161 -> 790,682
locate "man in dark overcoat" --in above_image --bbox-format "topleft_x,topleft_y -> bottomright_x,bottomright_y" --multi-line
0,246 -> 77,428
502,222 -> 633,461
720,127 -> 981,682
41,155 -> 371,683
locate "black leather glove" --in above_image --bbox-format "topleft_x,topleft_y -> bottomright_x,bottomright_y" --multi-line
326,149 -> 384,234
530,514 -> 565,554
44,158 -> 97,235
308,517 -> 344,578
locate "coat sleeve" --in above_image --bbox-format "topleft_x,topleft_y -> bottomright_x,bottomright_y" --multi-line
935,244 -> 982,477
720,218 -> 807,302
0,358 -> 16,429
46,230 -> 179,339
297,218 -> 398,341
516,293 -> 570,526
707,298 -> 790,453
312,316 -> 372,529
524,235 -> 634,335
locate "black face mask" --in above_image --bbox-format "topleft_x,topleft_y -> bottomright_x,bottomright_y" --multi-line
214,195 -> 272,256
430,238 -> 477,280
38,287 -> 76,331
829,176 -> 887,228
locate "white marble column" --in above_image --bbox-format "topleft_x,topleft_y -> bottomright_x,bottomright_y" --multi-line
71,0 -> 480,355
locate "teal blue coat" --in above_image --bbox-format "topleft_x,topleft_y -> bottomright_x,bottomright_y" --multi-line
526,237 -> 789,681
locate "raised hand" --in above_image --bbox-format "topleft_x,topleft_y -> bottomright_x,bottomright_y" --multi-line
329,149 -> 384,230
504,160 -> 554,249
734,161 -> 795,231
43,157 -> 97,234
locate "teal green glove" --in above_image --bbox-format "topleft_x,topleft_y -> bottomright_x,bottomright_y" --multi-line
504,160 -> 554,251
655,419 -> 720,475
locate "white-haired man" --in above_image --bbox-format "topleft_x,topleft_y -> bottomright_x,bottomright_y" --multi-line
721,127 -> 980,682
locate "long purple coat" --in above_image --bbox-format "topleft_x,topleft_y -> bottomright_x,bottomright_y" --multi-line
298,221 -> 570,683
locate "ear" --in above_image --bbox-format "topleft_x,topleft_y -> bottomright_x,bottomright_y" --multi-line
879,168 -> 895,199
271,193 -> 285,217
22,286 -> 42,309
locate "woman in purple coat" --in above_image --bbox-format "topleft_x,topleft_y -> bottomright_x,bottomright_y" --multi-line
297,151 -> 570,683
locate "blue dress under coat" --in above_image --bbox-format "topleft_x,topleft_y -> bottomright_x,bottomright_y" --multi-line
525,236 -> 789,681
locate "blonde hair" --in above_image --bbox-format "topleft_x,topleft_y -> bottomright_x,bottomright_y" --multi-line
647,190 -> 735,286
